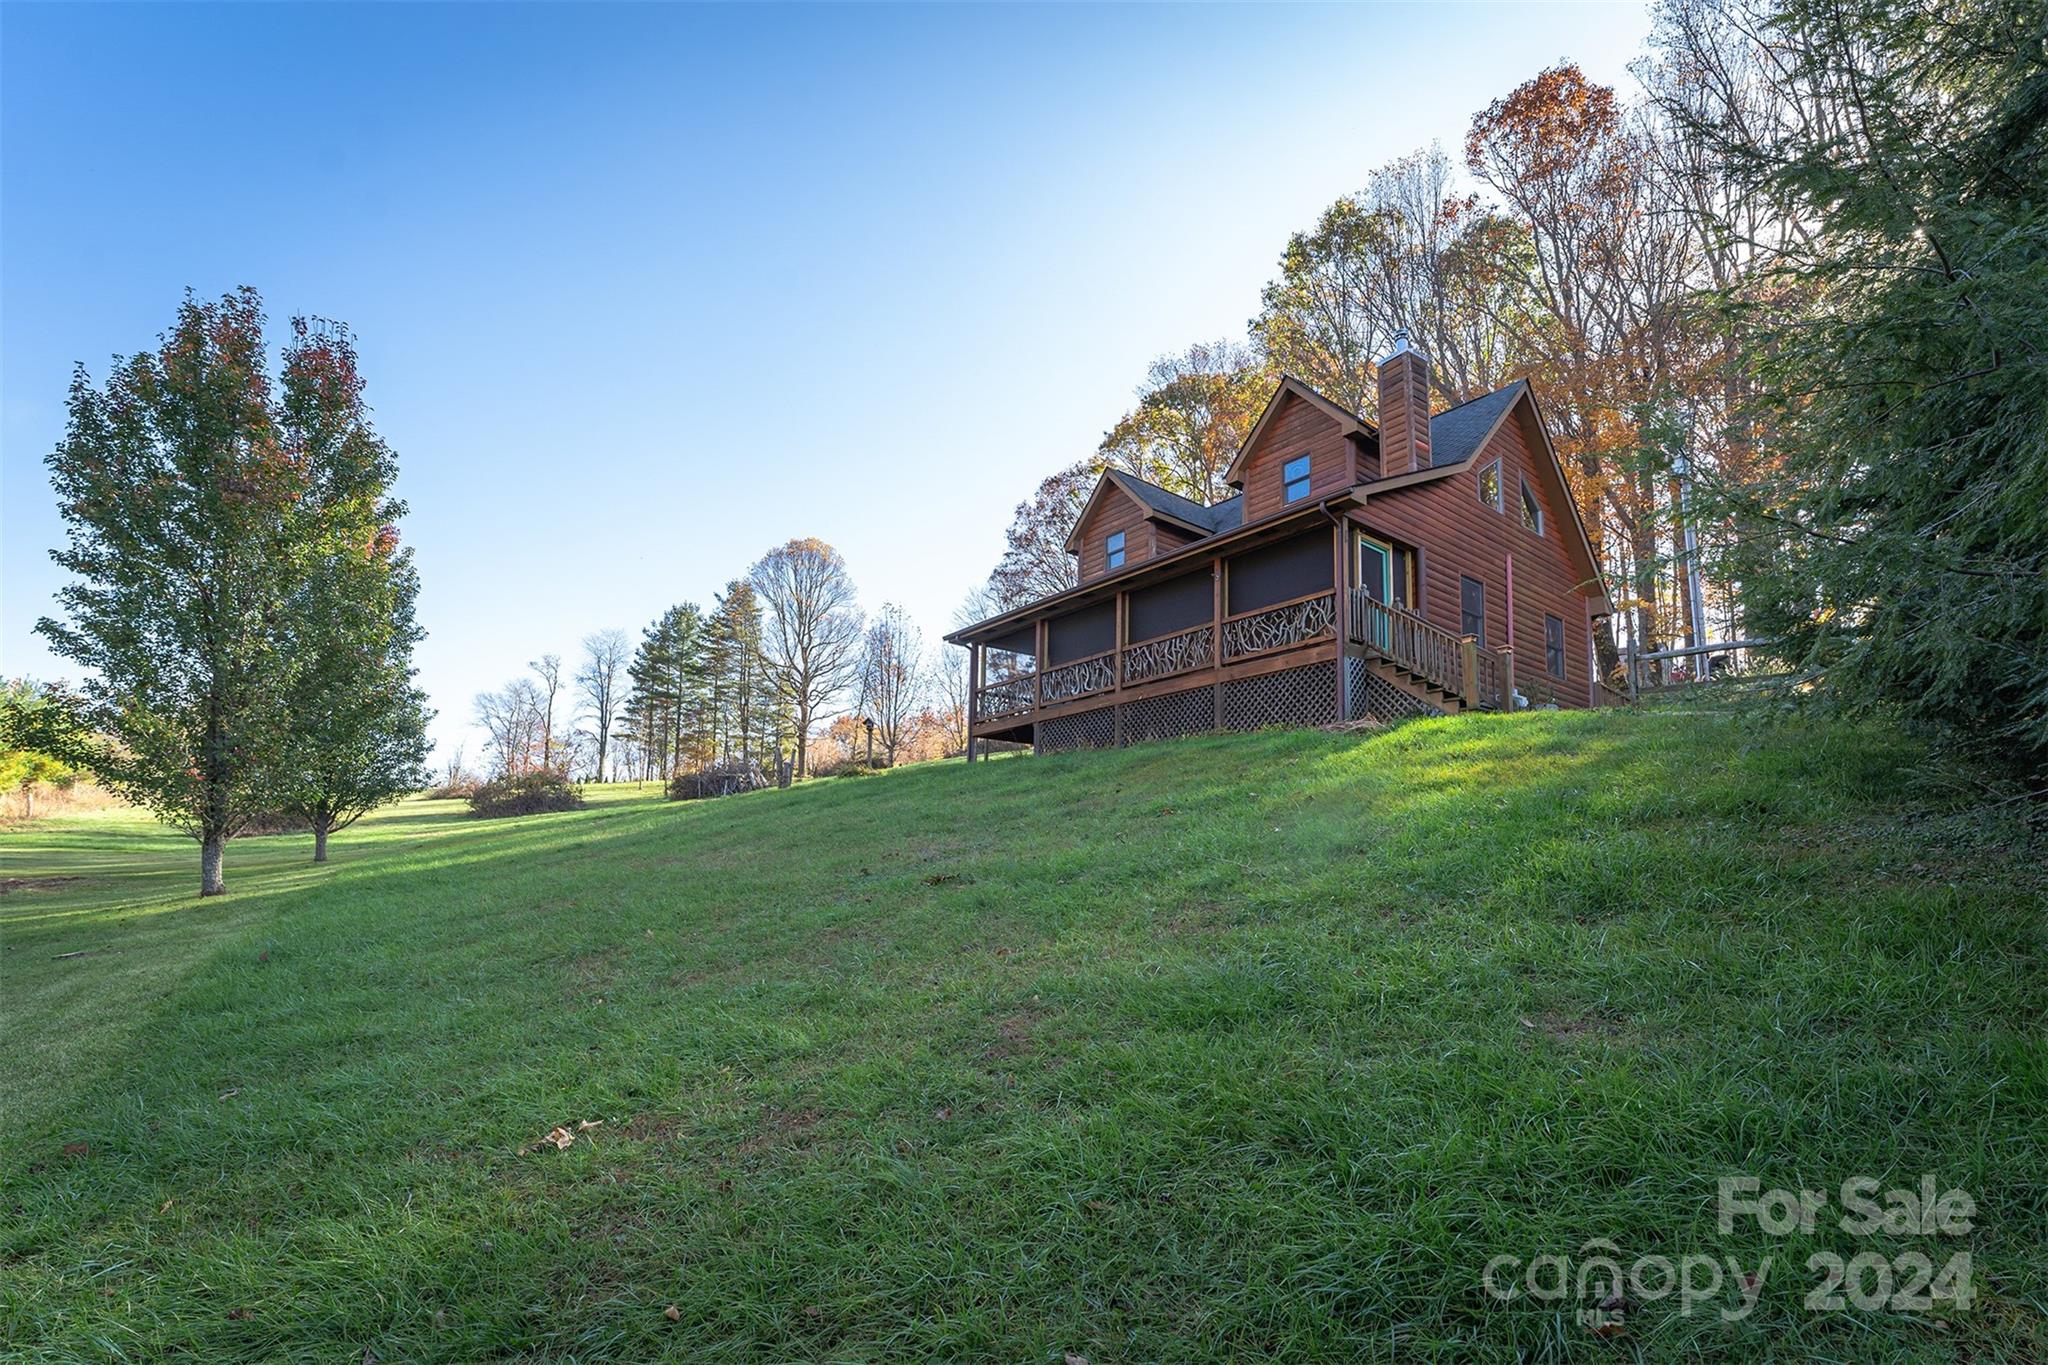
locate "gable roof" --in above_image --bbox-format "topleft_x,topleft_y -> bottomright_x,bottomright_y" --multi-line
1221,375 -> 1371,488
1422,381 -> 1526,469
1107,470 -> 1244,534
1361,379 -> 1612,612
1061,469 -> 1207,553
1063,468 -> 1246,553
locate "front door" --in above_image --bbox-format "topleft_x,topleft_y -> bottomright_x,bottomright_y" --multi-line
1357,534 -> 1393,649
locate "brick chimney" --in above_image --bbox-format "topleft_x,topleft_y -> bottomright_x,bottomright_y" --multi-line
1376,328 -> 1431,475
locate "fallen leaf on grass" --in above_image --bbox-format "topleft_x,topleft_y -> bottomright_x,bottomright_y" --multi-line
664,1304 -> 681,1322
803,1305 -> 824,1320
517,1121 -> 602,1156
158,1198 -> 174,1214
921,873 -> 962,886
1084,1199 -> 1114,1213
61,1142 -> 89,1158
226,1307 -> 250,1321
218,1089 -> 240,1101
933,1107 -> 952,1121
1065,1354 -> 1090,1365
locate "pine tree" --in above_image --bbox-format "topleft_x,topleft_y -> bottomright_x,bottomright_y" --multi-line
1665,0 -> 2048,764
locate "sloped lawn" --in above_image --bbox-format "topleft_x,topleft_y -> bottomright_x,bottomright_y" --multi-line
2,710 -> 2041,1361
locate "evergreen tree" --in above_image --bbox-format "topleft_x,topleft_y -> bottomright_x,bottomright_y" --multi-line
625,604 -> 710,781
1664,0 -> 2048,764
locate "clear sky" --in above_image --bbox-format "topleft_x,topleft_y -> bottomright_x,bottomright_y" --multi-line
2,2 -> 1651,764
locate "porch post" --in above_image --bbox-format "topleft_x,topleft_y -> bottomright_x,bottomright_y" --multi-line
1211,555 -> 1226,729
1461,634 -> 1480,710
965,643 -> 980,761
1332,520 -> 1351,722
1501,647 -> 1516,711
1033,618 -> 1048,714
1113,590 -> 1127,747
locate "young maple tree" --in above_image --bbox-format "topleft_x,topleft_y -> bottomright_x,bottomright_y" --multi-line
37,290 -> 422,891
270,320 -> 431,861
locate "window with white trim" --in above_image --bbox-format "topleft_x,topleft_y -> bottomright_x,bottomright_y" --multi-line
1283,453 -> 1311,503
1478,459 -> 1502,512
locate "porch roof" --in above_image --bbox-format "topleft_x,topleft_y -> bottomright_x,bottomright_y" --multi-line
946,492 -> 1354,647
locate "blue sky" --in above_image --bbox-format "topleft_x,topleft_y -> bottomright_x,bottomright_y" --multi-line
2,2 -> 1652,763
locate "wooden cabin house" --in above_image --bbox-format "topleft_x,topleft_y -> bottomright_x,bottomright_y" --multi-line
946,335 -> 1615,755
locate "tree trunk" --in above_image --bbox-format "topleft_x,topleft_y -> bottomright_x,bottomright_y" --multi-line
200,830 -> 227,897
313,820 -> 330,863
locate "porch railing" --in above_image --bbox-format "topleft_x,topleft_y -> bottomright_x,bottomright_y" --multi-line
1040,651 -> 1116,705
1124,624 -> 1213,686
1221,591 -> 1335,661
1471,647 -> 1506,711
1350,593 -> 1467,700
1350,592 -> 1525,712
978,672 -> 1037,720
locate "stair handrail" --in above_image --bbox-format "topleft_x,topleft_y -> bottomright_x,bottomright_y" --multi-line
1349,591 -> 1469,701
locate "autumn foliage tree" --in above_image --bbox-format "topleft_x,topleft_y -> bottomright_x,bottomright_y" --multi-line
271,322 -> 431,861
38,290 -> 422,893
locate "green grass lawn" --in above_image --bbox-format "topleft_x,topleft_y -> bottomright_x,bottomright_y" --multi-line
2,710 -> 2042,1361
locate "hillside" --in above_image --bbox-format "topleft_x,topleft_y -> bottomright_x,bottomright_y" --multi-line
3,708 -> 2042,1361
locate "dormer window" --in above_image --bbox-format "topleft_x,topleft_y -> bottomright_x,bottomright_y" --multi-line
1478,459 -> 1503,513
1520,479 -> 1543,535
1105,530 -> 1125,569
1283,454 -> 1311,503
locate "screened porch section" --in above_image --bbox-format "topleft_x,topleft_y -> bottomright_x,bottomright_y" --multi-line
967,528 -> 1346,752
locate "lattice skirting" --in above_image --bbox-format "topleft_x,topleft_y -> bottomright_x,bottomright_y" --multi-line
1222,662 -> 1337,732
1036,705 -> 1116,754
1120,685 -> 1218,745
1350,659 -> 1446,723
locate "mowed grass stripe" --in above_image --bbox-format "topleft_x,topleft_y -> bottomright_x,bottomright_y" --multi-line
1,710 -> 2041,1361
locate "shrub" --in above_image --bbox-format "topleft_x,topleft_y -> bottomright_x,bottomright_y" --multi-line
668,762 -> 771,802
424,779 -> 478,801
468,770 -> 584,819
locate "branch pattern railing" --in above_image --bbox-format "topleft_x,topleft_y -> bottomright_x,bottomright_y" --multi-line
1040,652 -> 1116,705
1222,592 -> 1335,661
978,672 -> 1037,720
1123,624 -> 1213,685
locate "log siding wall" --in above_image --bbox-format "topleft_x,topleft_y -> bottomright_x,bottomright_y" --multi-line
1352,403 -> 1595,705
1236,394 -> 1357,523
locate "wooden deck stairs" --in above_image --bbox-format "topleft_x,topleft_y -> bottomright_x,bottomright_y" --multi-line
1348,591 -> 1513,719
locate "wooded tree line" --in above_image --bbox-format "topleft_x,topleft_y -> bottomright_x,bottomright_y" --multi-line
979,0 -> 2045,765
21,290 -> 432,893
471,539 -> 968,786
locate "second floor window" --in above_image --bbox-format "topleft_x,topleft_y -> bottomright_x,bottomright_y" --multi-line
1521,479 -> 1544,535
1106,530 -> 1125,569
1478,459 -> 1503,512
1546,614 -> 1566,678
1283,454 -> 1311,503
